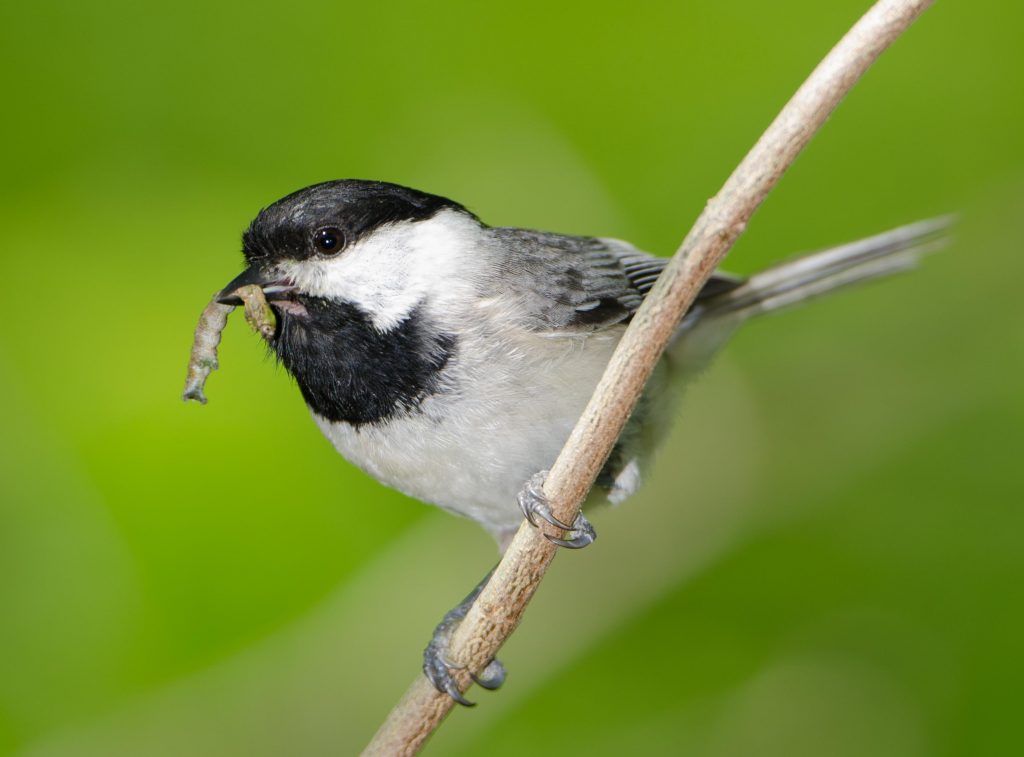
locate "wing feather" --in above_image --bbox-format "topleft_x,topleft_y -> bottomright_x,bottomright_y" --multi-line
488,228 -> 740,332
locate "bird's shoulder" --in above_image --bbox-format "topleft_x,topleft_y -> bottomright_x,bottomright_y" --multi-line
483,227 -> 739,333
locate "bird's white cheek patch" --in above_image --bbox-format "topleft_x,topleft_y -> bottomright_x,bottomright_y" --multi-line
278,261 -> 327,300
280,211 -> 484,331
276,257 -> 409,328
340,269 -> 423,331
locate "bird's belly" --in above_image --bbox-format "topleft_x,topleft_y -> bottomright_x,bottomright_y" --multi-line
314,398 -> 582,536
311,335 -> 619,537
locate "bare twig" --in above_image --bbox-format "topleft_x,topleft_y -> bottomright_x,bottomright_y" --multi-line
363,1 -> 935,753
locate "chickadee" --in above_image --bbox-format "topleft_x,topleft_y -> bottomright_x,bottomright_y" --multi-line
216,179 -> 944,703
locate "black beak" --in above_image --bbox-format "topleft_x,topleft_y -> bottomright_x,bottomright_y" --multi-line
216,267 -> 295,305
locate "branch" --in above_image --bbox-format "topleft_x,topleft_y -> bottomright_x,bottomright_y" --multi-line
363,1 -> 934,753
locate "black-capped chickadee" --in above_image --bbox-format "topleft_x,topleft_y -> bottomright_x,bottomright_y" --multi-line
215,179 -> 945,702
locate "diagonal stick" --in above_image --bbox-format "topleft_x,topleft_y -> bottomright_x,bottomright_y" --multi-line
364,1 -> 936,753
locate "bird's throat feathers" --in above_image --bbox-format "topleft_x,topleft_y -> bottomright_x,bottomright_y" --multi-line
272,296 -> 457,427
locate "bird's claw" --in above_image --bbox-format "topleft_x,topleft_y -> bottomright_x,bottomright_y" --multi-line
422,575 -> 505,706
424,638 -> 475,705
470,659 -> 507,690
516,470 -> 597,549
543,514 -> 596,549
422,467 -> 597,706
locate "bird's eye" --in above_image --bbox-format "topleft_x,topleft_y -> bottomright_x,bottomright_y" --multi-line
313,227 -> 345,254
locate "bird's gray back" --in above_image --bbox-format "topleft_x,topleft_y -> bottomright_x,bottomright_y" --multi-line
485,227 -> 738,334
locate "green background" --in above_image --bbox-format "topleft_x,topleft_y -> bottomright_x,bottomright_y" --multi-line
2,1 -> 1022,754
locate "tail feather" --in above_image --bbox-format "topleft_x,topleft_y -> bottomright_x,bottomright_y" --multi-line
702,216 -> 952,320
668,216 -> 951,376
609,217 -> 951,505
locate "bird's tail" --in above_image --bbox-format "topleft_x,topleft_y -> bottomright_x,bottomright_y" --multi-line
669,217 -> 952,372
696,216 -> 951,322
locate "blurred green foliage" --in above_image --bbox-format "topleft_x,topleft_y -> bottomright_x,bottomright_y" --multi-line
1,1 -> 1022,755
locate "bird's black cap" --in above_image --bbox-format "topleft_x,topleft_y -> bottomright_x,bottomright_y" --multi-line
241,179 -> 474,266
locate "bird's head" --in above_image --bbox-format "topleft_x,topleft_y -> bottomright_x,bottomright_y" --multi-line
217,180 -> 482,424
218,179 -> 482,331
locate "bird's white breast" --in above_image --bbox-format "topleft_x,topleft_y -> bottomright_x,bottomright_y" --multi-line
313,316 -> 623,540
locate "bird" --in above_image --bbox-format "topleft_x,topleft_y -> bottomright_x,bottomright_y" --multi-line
215,178 -> 945,703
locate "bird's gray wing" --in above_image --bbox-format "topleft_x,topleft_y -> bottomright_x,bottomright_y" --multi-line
488,227 -> 740,332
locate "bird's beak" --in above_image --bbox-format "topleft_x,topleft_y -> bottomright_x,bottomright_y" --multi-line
216,266 -> 296,305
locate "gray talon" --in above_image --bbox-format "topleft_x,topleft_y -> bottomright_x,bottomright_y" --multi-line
446,681 -> 474,707
423,570 -> 505,706
424,616 -> 476,706
470,659 -> 507,690
544,511 -> 597,549
438,653 -> 465,670
517,471 -> 598,548
518,470 -> 565,527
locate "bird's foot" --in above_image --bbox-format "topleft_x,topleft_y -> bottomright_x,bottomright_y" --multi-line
516,470 -> 597,549
423,572 -> 506,706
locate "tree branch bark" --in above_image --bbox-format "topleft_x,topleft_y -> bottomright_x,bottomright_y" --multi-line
363,1 -> 934,753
